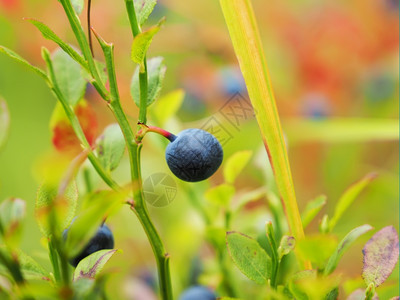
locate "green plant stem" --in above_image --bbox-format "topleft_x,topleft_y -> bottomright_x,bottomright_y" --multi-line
59,0 -> 109,100
124,0 -> 149,124
92,29 -> 173,300
266,222 -> 279,289
41,48 -> 120,191
219,0 -> 310,269
48,239 -> 62,283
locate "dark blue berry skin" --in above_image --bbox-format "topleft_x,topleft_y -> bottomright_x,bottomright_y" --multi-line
63,223 -> 114,267
165,129 -> 223,182
179,286 -> 216,300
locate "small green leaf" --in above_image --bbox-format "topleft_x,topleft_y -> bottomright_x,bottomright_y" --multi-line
277,235 -> 295,260
134,0 -> 157,26
226,231 -> 271,284
130,19 -> 164,69
0,198 -> 25,248
15,250 -> 49,281
288,270 -> 317,300
71,0 -> 84,15
297,234 -> 337,268
131,56 -> 166,107
224,151 -> 253,184
25,19 -> 87,68
51,48 -> 87,106
0,46 -> 48,80
301,195 -> 327,228
35,181 -> 78,237
65,190 -> 124,257
324,224 -> 373,276
96,124 -> 126,172
151,89 -> 185,126
74,249 -> 120,281
362,226 -> 399,287
205,183 -> 235,207
328,173 -> 377,232
0,98 -> 10,150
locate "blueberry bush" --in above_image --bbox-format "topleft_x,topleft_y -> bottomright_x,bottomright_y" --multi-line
0,0 -> 398,299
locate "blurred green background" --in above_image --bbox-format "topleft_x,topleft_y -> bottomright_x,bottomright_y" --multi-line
0,0 -> 398,298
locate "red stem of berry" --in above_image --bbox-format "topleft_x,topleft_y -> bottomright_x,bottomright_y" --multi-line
136,123 -> 176,142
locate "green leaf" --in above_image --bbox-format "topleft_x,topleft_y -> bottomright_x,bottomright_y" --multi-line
0,46 -> 48,80
0,198 -> 25,248
288,270 -> 317,300
74,249 -> 120,281
51,48 -> 87,106
15,250 -> 50,281
25,19 -> 87,69
324,224 -> 373,276
35,181 -> 78,237
134,0 -> 157,26
205,183 -> 235,207
301,195 -> 327,228
362,226 -> 399,287
151,89 -> 185,126
226,231 -> 271,284
290,272 -> 339,300
0,98 -> 10,150
65,190 -> 124,257
131,56 -> 166,107
71,0 -> 84,15
223,150 -> 253,184
328,173 -> 377,232
96,124 -> 126,172
297,234 -> 337,268
277,235 -> 295,260
284,118 -> 399,144
130,18 -> 165,69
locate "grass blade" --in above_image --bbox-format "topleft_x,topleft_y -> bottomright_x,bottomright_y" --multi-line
219,0 -> 308,268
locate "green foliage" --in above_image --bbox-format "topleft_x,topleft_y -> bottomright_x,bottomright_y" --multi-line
0,98 -> 9,150
324,224 -> 373,276
223,151 -> 253,184
296,234 -> 337,269
35,181 -> 78,238
51,48 -> 87,106
205,183 -> 235,207
64,190 -> 124,257
362,226 -> 399,287
74,249 -> 120,281
226,231 -> 271,284
328,173 -> 376,232
130,19 -> 165,70
71,0 -> 84,15
277,235 -> 295,261
134,0 -> 157,26
10,250 -> 49,281
151,89 -> 185,126
26,18 -> 87,68
0,46 -> 48,80
131,56 -> 166,107
301,195 -> 326,228
96,124 -> 126,172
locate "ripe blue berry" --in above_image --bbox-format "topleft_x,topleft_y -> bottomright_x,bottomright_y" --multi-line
165,129 -> 223,182
63,223 -> 114,267
179,286 -> 216,300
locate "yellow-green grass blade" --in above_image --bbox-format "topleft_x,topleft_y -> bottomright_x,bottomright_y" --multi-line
219,0 -> 309,269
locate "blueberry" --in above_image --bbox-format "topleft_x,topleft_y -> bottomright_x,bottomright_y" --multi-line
179,286 -> 216,300
63,223 -> 114,267
165,129 -> 223,182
